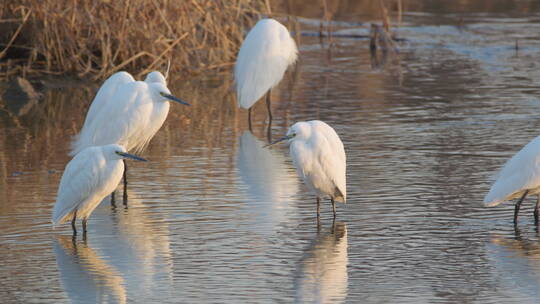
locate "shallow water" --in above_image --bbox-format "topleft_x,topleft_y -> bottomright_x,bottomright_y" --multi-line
2,4 -> 540,303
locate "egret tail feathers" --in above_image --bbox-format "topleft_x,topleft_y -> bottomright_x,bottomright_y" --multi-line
334,187 -> 346,203
52,208 -> 75,227
483,198 -> 504,207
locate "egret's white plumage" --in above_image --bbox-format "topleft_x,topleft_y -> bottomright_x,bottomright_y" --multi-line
484,135 -> 540,207
73,72 -> 135,149
52,144 -> 146,232
70,71 -> 188,156
271,120 -> 346,217
235,18 -> 298,110
484,135 -> 540,224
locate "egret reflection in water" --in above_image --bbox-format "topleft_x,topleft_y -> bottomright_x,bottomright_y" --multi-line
236,131 -> 299,231
91,194 -> 173,294
295,222 -> 348,303
54,236 -> 127,304
486,233 -> 540,300
54,193 -> 172,302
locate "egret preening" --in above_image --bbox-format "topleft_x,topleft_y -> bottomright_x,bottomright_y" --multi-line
484,135 -> 540,225
267,120 -> 347,219
71,71 -> 189,206
52,144 -> 147,236
235,18 -> 298,128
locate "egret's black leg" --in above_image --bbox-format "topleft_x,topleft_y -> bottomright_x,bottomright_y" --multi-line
535,195 -> 540,225
317,197 -> 321,219
82,218 -> 88,234
248,108 -> 253,131
123,160 -> 128,206
266,89 -> 273,122
331,198 -> 336,218
71,210 -> 77,236
514,190 -> 529,225
111,191 -> 116,208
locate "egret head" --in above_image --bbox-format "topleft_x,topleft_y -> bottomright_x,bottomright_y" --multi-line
265,121 -> 310,147
144,71 -> 167,84
286,122 -> 311,141
106,144 -> 147,162
150,83 -> 190,106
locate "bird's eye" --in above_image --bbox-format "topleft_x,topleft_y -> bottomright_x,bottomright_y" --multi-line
159,92 -> 166,96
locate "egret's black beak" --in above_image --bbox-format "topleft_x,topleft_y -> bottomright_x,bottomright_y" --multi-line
160,92 -> 190,106
117,152 -> 147,162
264,135 -> 293,148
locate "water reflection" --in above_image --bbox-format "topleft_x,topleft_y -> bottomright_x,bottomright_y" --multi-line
3,2 -> 540,302
487,232 -> 540,300
54,193 -> 172,303
295,222 -> 348,303
95,194 -> 173,292
236,131 -> 299,232
54,236 -> 127,304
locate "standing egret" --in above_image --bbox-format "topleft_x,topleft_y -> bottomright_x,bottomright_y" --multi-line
71,71 -> 189,205
484,135 -> 540,225
235,18 -> 298,128
267,120 -> 347,219
52,144 -> 147,236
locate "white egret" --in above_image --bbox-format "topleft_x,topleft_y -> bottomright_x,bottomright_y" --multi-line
70,71 -> 189,205
268,120 -> 347,218
484,135 -> 540,225
235,18 -> 298,127
52,144 -> 147,235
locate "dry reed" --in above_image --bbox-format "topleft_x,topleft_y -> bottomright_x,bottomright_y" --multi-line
0,0 -> 267,80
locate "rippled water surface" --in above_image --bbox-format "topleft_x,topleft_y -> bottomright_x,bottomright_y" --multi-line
2,4 -> 540,303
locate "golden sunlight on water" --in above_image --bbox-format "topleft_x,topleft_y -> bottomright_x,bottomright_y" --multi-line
2,1 -> 540,303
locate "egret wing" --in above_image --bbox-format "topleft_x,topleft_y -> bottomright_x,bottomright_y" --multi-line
312,121 -> 347,202
52,148 -> 103,225
484,135 -> 540,206
71,81 -> 147,154
71,72 -> 135,156
83,72 -> 135,130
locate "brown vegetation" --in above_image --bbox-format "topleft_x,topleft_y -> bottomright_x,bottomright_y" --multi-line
0,0 -> 267,80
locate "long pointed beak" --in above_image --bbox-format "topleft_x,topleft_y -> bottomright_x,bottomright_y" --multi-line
264,135 -> 292,148
161,92 -> 190,106
117,152 -> 147,162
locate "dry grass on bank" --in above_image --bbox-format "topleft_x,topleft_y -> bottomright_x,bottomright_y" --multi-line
0,0 -> 267,80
